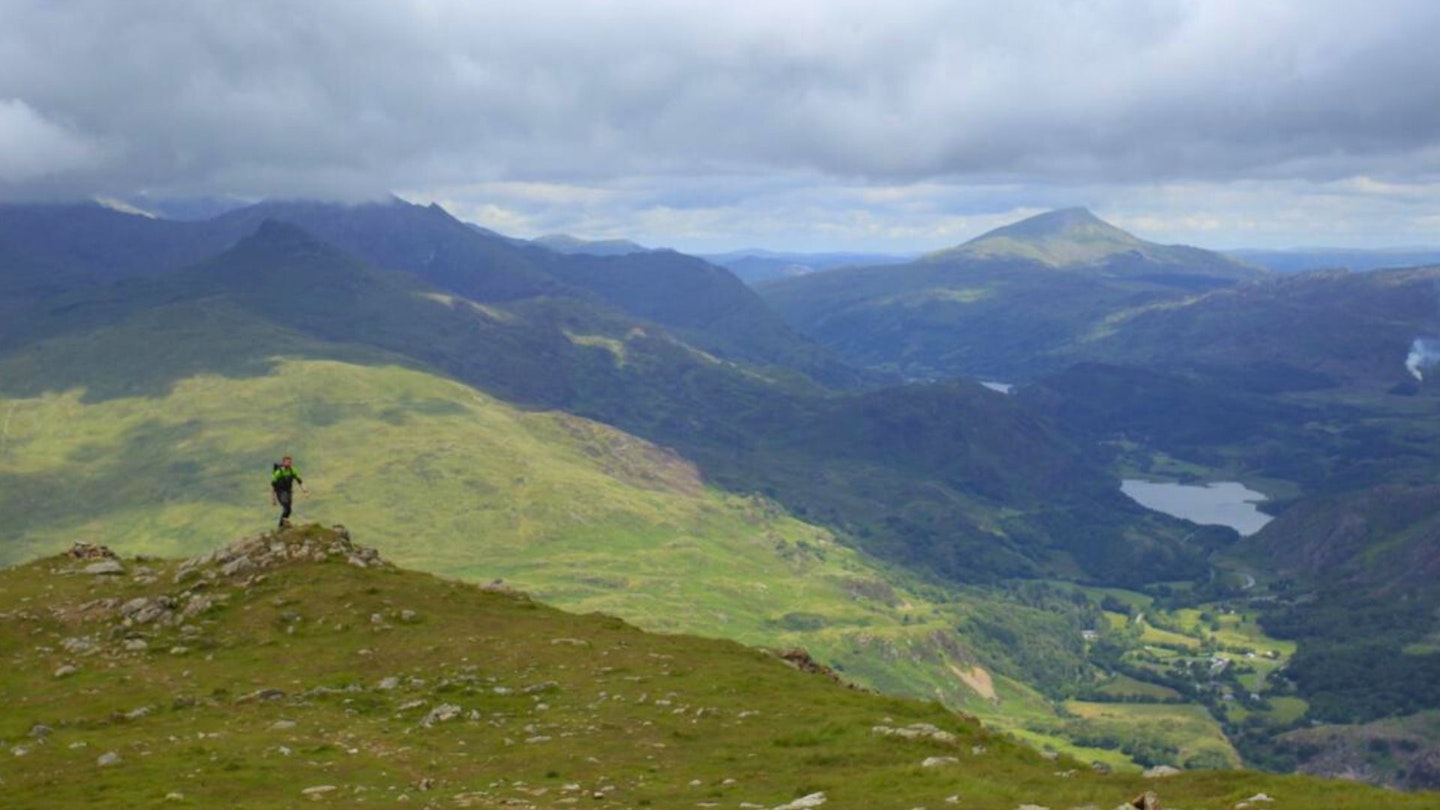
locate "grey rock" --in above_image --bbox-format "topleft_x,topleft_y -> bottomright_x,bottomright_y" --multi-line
29,724 -> 53,738
219,555 -> 253,577
421,703 -> 463,727
97,751 -> 121,767
61,637 -> 96,654
774,793 -> 827,810
123,639 -> 149,652
1143,765 -> 1181,779
922,756 -> 959,767
1121,791 -> 1161,810
85,561 -> 125,576
54,664 -> 78,678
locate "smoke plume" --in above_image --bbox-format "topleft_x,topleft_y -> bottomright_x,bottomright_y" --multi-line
1405,338 -> 1440,381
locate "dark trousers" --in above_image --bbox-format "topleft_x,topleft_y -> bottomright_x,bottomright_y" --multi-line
276,488 -> 293,525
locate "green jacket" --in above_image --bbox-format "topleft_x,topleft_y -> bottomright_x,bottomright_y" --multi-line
271,465 -> 303,492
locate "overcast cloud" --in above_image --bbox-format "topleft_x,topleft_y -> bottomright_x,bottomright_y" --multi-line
2,0 -> 1438,250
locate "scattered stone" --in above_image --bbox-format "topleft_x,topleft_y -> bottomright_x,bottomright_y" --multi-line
123,639 -> 149,652
1121,791 -> 1161,810
220,555 -> 254,577
237,688 -> 287,703
1017,805 -> 1050,810
399,609 -> 418,622
376,677 -> 400,691
301,785 -> 338,797
773,792 -> 827,810
96,751 -> 121,767
11,746 -> 29,757
165,792 -> 185,801
1240,794 -> 1273,804
872,723 -> 957,744
54,664 -> 78,678
270,720 -> 297,731
1040,750 -> 1059,761
420,704 -> 462,727
922,756 -> 959,767
61,637 -> 97,654
29,724 -> 52,739
1142,765 -> 1181,779
84,560 -> 125,576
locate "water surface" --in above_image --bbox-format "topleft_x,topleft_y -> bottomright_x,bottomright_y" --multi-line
1121,479 -> 1272,536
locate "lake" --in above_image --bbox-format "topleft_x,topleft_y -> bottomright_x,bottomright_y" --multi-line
1120,479 -> 1273,536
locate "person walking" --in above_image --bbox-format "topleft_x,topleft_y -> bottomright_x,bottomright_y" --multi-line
270,455 -> 308,528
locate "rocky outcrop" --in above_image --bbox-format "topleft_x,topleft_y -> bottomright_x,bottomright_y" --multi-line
176,523 -> 388,582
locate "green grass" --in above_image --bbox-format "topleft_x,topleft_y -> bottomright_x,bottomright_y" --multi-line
1095,674 -> 1183,702
1064,701 -> 1240,769
0,355 -> 1124,767
1,528 -> 1431,809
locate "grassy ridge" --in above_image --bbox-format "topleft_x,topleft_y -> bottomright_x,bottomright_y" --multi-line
1,526 -> 1431,809
0,353 -> 1090,737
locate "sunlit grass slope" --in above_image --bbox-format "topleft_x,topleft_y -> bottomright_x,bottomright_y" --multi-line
1,528 -> 1428,810
0,352 -> 1059,725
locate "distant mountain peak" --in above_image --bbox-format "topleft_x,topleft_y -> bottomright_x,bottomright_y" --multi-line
992,207 -> 1116,238
928,207 -> 1149,266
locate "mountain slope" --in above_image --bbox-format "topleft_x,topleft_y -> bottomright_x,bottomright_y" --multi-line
3,219 -> 1203,589
1071,265 -> 1440,390
760,208 -> 1263,380
3,526 -> 1423,809
213,199 -> 863,385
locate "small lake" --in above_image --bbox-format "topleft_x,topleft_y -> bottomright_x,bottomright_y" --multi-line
1120,480 -> 1273,536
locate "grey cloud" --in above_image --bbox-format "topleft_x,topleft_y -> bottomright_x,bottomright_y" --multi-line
1,0 -> 1439,202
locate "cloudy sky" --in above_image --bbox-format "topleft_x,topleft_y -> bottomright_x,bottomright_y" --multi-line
2,0 -> 1439,252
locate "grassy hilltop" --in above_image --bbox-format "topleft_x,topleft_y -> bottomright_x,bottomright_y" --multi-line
1,524 -> 1428,810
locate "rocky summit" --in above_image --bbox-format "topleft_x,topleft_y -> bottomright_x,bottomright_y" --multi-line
0,524 -> 1431,809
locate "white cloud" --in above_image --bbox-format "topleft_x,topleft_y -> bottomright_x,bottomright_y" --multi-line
0,98 -> 104,184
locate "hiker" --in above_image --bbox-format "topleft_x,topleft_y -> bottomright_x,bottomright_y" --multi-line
270,455 -> 308,528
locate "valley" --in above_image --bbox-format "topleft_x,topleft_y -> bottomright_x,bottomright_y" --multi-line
5,200 -> 1440,796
